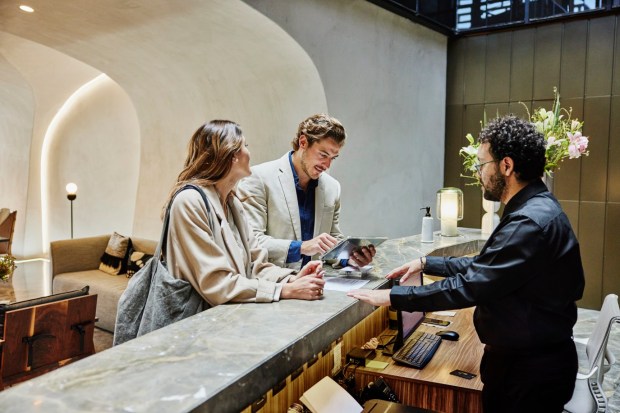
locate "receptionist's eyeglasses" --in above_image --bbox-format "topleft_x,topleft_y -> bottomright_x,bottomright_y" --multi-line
474,159 -> 498,175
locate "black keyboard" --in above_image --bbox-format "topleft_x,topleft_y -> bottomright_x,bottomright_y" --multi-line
392,330 -> 442,369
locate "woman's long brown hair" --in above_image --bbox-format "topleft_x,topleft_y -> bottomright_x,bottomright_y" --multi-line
162,120 -> 244,216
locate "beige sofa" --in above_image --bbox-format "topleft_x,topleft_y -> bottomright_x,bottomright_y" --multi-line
51,235 -> 157,333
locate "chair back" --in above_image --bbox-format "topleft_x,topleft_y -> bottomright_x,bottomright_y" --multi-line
0,211 -> 17,255
585,293 -> 620,383
0,287 -> 96,389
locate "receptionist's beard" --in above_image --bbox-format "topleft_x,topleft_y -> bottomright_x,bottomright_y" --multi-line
483,169 -> 506,203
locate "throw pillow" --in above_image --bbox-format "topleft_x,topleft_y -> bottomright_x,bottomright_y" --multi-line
126,249 -> 154,278
99,232 -> 131,275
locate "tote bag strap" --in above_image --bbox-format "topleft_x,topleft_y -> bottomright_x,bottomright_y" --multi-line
155,184 -> 214,260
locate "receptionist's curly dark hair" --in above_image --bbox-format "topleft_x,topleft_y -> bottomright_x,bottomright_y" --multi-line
479,115 -> 546,182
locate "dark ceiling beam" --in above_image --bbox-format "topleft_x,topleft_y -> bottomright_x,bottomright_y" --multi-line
367,0 -> 620,38
366,0 -> 454,37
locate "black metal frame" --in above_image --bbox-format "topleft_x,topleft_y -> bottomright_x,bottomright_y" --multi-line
367,0 -> 620,37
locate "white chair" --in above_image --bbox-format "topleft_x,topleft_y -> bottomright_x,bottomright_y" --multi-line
564,294 -> 620,413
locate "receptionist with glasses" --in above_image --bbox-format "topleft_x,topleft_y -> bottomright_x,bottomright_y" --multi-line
349,115 -> 585,413
474,158 -> 498,175
239,114 -> 375,270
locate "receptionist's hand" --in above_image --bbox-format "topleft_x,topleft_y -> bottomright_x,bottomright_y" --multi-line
385,259 -> 422,283
301,233 -> 338,256
347,289 -> 391,307
349,245 -> 376,268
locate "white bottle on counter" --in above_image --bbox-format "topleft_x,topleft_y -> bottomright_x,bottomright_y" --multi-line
420,207 -> 434,243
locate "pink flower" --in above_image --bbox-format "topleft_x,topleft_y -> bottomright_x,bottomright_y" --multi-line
568,144 -> 581,159
566,132 -> 589,158
567,132 -> 589,154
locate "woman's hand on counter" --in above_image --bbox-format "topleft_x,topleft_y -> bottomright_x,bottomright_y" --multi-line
289,260 -> 324,283
385,259 -> 422,283
347,289 -> 391,307
282,271 -> 325,300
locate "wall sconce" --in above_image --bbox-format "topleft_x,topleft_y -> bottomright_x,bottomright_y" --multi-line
66,182 -> 78,239
436,187 -> 463,237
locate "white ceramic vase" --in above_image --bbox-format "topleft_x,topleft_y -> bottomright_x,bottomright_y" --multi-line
481,198 -> 500,235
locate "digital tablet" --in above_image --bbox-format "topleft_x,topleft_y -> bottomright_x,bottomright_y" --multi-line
319,236 -> 387,261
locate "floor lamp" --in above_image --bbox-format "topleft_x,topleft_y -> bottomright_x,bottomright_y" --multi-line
66,183 -> 77,239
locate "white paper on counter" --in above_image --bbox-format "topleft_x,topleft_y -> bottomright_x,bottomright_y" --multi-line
324,277 -> 370,292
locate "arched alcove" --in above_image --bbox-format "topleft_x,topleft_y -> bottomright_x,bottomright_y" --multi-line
42,74 -> 140,249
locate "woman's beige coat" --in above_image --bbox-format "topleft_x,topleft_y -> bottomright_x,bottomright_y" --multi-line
165,185 -> 293,307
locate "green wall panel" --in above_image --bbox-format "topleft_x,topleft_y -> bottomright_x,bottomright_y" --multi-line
560,20 -> 588,100
585,16 -> 615,97
533,24 -> 563,101
485,32 -> 511,104
510,29 -> 535,102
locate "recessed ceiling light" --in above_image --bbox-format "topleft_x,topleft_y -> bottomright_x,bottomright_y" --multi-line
19,5 -> 34,13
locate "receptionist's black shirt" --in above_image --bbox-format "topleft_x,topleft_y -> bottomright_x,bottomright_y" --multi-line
390,179 -> 585,351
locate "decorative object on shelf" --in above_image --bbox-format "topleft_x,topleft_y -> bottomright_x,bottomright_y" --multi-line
481,198 -> 499,235
436,187 -> 463,237
0,255 -> 16,282
66,182 -> 78,239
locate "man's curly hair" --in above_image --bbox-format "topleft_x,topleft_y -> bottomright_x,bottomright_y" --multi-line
479,115 -> 546,182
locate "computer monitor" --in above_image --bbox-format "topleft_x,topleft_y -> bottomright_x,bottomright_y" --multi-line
383,272 -> 424,355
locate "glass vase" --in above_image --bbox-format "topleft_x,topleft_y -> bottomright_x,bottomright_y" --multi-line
543,172 -> 554,193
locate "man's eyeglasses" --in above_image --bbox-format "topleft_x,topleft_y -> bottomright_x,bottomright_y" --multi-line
474,159 -> 497,174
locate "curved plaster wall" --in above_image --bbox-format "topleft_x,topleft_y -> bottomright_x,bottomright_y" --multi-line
0,32 -> 133,257
0,53 -> 33,256
1,0 -> 327,255
244,0 -> 448,238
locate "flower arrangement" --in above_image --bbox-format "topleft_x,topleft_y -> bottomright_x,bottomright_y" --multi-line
460,88 -> 590,185
0,254 -> 16,282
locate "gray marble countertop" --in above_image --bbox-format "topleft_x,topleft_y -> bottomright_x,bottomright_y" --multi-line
0,229 -> 487,412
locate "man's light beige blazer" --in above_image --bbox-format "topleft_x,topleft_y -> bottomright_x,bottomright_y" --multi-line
165,185 -> 293,308
238,152 -> 344,269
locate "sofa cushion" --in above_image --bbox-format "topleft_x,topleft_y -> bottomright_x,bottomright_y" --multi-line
99,232 -> 131,275
53,270 -> 129,333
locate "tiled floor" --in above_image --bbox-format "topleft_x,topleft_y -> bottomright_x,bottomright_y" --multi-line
93,328 -> 114,353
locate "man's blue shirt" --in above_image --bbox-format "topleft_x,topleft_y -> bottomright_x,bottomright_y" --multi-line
286,152 -> 318,266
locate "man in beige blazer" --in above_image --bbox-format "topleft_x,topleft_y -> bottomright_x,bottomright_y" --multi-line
239,114 -> 374,270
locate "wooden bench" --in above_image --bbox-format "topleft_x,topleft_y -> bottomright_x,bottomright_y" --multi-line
0,286 -> 97,389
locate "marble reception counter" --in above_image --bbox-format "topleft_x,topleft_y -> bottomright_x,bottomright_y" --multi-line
0,229 -> 487,412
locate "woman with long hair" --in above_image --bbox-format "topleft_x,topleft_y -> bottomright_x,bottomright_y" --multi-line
164,120 -> 325,307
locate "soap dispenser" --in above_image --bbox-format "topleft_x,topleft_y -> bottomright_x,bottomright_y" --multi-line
420,207 -> 434,243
